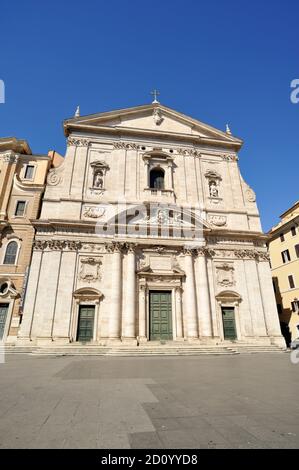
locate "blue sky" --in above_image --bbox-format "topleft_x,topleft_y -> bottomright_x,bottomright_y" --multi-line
1,0 -> 298,231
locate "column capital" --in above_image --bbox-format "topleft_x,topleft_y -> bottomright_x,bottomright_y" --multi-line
105,241 -> 124,253
125,242 -> 137,254
182,247 -> 195,257
196,247 -> 215,258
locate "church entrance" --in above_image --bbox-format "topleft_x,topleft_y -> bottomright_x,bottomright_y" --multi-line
77,305 -> 95,342
0,304 -> 9,340
149,291 -> 172,341
222,307 -> 237,340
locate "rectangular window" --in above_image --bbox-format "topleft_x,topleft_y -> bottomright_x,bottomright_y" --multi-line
281,249 -> 291,263
15,201 -> 26,217
277,304 -> 282,314
291,226 -> 296,237
24,165 -> 34,180
291,301 -> 299,313
295,244 -> 299,258
280,233 -> 285,242
288,275 -> 295,289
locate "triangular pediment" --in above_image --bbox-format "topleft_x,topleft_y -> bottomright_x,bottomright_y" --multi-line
64,104 -> 242,146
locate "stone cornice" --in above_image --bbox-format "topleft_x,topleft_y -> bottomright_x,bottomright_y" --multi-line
64,125 -> 241,150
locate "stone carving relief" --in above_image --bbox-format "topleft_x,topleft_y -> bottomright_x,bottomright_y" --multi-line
47,169 -> 62,186
208,215 -> 227,227
245,188 -> 256,202
83,206 -> 106,219
0,152 -> 19,164
141,208 -> 182,226
177,148 -> 201,157
79,257 -> 102,283
153,108 -> 164,125
216,263 -> 235,287
113,142 -> 139,150
221,154 -> 239,162
67,138 -> 90,147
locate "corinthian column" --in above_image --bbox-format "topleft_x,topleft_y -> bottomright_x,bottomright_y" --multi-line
175,286 -> 183,340
184,249 -> 199,339
108,242 -> 122,339
122,244 -> 136,340
257,255 -> 285,346
196,249 -> 213,339
138,283 -> 147,342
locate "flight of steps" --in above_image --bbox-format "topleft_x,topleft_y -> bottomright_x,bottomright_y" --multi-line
226,344 -> 286,354
3,343 -> 287,357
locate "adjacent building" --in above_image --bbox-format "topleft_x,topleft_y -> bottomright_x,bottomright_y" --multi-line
268,201 -> 299,345
18,102 -> 284,348
0,137 -> 62,343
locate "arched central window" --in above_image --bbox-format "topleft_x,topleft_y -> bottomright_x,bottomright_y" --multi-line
150,168 -> 165,189
3,241 -> 18,265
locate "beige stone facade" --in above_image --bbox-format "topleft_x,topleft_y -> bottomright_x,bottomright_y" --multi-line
268,201 -> 299,345
18,103 -> 284,347
0,138 -> 62,343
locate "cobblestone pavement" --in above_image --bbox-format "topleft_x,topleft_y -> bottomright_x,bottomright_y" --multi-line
0,353 -> 298,448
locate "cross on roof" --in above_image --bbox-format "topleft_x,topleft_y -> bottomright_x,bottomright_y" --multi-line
151,89 -> 160,104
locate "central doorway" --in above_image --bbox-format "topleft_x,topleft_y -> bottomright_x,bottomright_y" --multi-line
221,307 -> 237,340
77,305 -> 95,342
149,291 -> 172,341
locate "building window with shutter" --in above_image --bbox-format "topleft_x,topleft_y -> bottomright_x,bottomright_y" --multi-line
24,165 -> 35,180
3,241 -> 18,265
15,201 -> 26,217
291,226 -> 296,236
280,233 -> 285,242
281,249 -> 291,263
295,244 -> 299,258
288,275 -> 295,289
291,300 -> 299,313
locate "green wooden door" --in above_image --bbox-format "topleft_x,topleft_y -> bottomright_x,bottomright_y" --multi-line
222,307 -> 237,340
77,306 -> 95,342
150,291 -> 172,341
0,304 -> 9,340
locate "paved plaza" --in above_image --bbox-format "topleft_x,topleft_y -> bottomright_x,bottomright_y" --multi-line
0,353 -> 298,449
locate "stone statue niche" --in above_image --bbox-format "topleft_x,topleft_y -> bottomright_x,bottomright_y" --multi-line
209,180 -> 219,198
93,169 -> 104,189
90,161 -> 110,192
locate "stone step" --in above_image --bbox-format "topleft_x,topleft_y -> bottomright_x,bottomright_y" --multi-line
3,344 -> 286,356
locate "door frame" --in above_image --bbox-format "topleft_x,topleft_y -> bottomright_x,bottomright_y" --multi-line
76,304 -> 96,342
221,306 -> 237,340
215,291 -> 242,342
0,301 -> 13,343
149,290 -> 173,341
146,286 -> 177,341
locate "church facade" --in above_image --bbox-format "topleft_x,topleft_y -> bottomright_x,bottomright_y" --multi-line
18,103 -> 284,347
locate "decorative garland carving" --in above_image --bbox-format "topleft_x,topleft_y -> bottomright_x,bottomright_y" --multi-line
83,206 -> 106,219
113,142 -> 139,150
221,154 -> 239,162
67,138 -> 90,147
0,152 -> 19,164
177,148 -> 201,157
33,240 -> 82,251
208,215 -> 227,227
